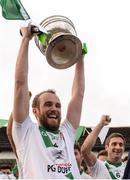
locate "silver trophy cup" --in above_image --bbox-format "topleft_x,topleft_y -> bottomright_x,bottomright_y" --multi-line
34,15 -> 82,69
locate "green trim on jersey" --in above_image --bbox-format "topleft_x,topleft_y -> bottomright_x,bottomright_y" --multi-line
65,172 -> 74,179
39,127 -> 54,147
39,126 -> 59,134
105,163 -> 117,179
39,126 -> 75,179
105,160 -> 123,179
106,160 -> 122,167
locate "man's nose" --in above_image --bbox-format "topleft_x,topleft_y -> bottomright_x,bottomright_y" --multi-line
51,104 -> 58,110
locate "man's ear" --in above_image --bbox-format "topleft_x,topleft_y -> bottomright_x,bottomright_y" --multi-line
32,108 -> 38,116
81,155 -> 84,161
105,144 -> 109,151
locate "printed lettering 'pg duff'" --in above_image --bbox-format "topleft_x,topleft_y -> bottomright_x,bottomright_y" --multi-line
47,163 -> 72,174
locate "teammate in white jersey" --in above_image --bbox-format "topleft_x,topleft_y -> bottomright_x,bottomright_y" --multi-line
81,115 -> 126,179
12,24 -> 85,179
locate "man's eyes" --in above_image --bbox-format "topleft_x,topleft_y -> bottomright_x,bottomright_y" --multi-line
45,102 -> 53,106
56,103 -> 61,108
44,102 -> 61,108
112,143 -> 123,146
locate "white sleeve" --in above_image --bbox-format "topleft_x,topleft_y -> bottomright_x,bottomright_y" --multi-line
60,119 -> 76,144
91,159 -> 111,179
12,116 -> 33,150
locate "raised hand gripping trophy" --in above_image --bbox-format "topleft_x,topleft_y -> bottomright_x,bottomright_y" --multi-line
34,15 -> 83,69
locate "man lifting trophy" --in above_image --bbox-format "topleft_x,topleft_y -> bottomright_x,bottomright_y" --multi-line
12,12 -> 86,179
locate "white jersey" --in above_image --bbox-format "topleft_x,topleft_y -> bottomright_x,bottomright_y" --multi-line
12,116 -> 80,179
91,159 -> 111,179
91,159 -> 125,179
104,160 -> 125,179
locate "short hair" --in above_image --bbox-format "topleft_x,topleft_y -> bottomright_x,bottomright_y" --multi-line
0,165 -> 11,170
97,149 -> 108,158
105,133 -> 126,146
32,89 -> 56,108
74,142 -> 81,152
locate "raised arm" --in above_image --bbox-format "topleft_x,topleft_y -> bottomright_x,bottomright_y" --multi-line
7,91 -> 32,157
13,25 -> 33,123
6,113 -> 17,158
81,115 -> 111,167
66,55 -> 85,129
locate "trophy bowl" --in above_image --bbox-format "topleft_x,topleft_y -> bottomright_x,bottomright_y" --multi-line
34,15 -> 82,69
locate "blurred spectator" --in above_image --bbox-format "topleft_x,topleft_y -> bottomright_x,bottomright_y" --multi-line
0,165 -> 16,179
74,142 -> 91,179
97,149 -> 108,161
81,159 -> 92,176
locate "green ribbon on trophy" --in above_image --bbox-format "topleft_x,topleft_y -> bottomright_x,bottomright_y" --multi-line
82,43 -> 88,55
38,33 -> 48,46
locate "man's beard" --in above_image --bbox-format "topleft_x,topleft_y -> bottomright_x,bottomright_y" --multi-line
39,112 -> 61,131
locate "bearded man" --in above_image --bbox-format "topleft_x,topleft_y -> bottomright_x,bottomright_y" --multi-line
12,24 -> 85,179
